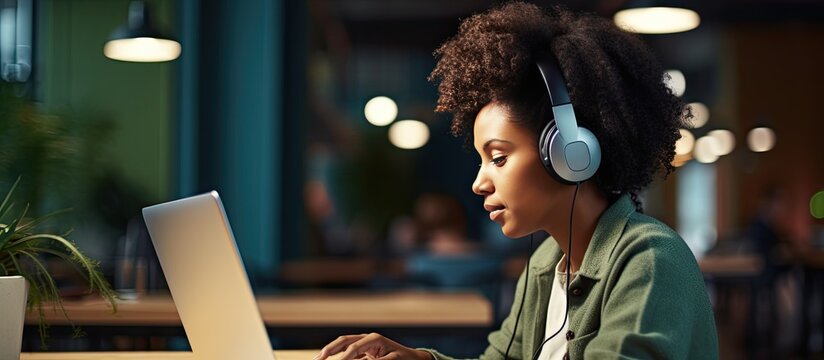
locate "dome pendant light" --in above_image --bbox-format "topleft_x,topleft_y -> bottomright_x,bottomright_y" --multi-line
104,1 -> 181,62
614,1 -> 700,34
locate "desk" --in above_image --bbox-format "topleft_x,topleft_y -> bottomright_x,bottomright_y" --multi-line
21,350 -> 325,360
699,254 -> 767,357
698,254 -> 763,277
25,290 -> 491,327
23,290 -> 492,349
794,248 -> 824,357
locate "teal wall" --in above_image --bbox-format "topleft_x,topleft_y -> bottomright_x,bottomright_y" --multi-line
37,0 -> 174,202
177,0 -> 284,280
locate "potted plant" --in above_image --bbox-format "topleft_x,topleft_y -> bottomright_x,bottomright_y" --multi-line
0,177 -> 118,355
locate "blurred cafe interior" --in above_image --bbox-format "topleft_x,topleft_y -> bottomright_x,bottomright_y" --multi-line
1,0 -> 823,359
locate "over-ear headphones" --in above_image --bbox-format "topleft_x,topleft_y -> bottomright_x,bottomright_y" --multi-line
536,53 -> 601,184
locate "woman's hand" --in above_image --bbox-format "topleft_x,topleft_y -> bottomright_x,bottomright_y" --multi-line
314,333 -> 433,360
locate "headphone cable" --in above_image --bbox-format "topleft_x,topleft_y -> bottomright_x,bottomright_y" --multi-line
503,182 -> 580,360
504,233 -> 532,360
530,182 -> 580,360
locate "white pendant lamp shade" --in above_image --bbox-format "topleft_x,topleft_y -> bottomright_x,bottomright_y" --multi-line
104,1 -> 180,62
614,5 -> 700,34
104,37 -> 180,62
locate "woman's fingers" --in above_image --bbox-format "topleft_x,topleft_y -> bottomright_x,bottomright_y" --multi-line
315,334 -> 369,360
316,332 -> 424,360
356,353 -> 379,360
338,333 -> 391,360
376,352 -> 402,360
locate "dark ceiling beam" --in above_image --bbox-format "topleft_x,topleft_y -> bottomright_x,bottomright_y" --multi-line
328,0 -> 824,23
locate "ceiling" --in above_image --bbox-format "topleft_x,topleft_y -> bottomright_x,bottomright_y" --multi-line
304,0 -> 824,107
315,0 -> 824,49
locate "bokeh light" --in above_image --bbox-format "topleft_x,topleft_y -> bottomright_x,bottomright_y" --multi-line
675,129 -> 695,155
747,127 -> 776,152
812,191 -> 824,219
664,70 -> 686,97
707,129 -> 735,156
688,102 -> 709,128
694,136 -> 720,163
672,153 -> 692,167
388,120 -> 429,149
364,96 -> 398,126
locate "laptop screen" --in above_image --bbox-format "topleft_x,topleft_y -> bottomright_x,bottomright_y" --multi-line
143,191 -> 275,360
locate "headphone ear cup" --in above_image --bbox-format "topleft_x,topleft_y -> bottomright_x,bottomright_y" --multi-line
539,120 -> 555,171
539,120 -> 602,184
549,126 -> 601,184
539,120 -> 575,185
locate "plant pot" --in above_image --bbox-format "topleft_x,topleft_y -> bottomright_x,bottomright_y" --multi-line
0,275 -> 28,360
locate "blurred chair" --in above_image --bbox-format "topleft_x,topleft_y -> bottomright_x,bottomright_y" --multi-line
406,253 -> 503,314
278,257 -> 377,288
405,252 -> 502,357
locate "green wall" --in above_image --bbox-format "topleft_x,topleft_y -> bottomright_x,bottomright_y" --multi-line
37,0 -> 174,201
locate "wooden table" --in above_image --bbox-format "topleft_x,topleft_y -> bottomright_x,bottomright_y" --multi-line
21,350 -> 328,360
698,254 -> 763,277
25,290 -> 491,327
23,290 -> 493,350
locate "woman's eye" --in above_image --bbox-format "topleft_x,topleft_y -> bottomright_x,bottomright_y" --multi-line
491,155 -> 507,166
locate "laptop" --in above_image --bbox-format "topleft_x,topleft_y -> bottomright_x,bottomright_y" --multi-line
143,191 -> 275,360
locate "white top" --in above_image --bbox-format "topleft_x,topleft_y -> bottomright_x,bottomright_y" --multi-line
537,257 -> 574,360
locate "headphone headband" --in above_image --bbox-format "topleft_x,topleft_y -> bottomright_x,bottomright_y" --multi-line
535,54 -> 577,143
535,53 -> 570,105
535,51 -> 601,184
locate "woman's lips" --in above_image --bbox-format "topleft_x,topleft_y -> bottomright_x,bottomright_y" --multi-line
484,203 -> 505,222
489,208 -> 504,221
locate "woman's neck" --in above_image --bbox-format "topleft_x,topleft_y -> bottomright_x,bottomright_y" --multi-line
545,183 -> 609,274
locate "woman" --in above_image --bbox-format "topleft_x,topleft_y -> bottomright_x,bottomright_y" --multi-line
315,3 -> 718,359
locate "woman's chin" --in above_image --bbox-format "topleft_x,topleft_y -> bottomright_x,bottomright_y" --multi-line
501,224 -> 530,239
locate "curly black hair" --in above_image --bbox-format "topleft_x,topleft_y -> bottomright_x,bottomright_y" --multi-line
429,2 -> 688,206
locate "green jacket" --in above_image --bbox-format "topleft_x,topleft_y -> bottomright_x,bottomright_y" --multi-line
425,195 -> 718,359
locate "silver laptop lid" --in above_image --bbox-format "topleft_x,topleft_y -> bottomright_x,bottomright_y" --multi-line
143,191 -> 274,360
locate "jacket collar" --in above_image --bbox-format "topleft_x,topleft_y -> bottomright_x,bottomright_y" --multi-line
531,194 -> 635,280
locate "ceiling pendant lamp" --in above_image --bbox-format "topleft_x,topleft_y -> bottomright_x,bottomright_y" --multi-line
614,1 -> 701,34
104,1 -> 180,62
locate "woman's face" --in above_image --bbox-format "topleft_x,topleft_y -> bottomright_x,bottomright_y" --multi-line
471,102 -> 565,238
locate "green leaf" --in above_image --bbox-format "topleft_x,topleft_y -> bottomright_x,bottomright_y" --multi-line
0,203 -> 28,249
0,176 -> 21,221
20,250 -> 63,305
15,208 -> 72,235
23,247 -> 93,283
0,201 -> 15,225
17,233 -> 118,312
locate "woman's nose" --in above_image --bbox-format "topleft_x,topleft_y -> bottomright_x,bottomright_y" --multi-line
472,168 -> 493,196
